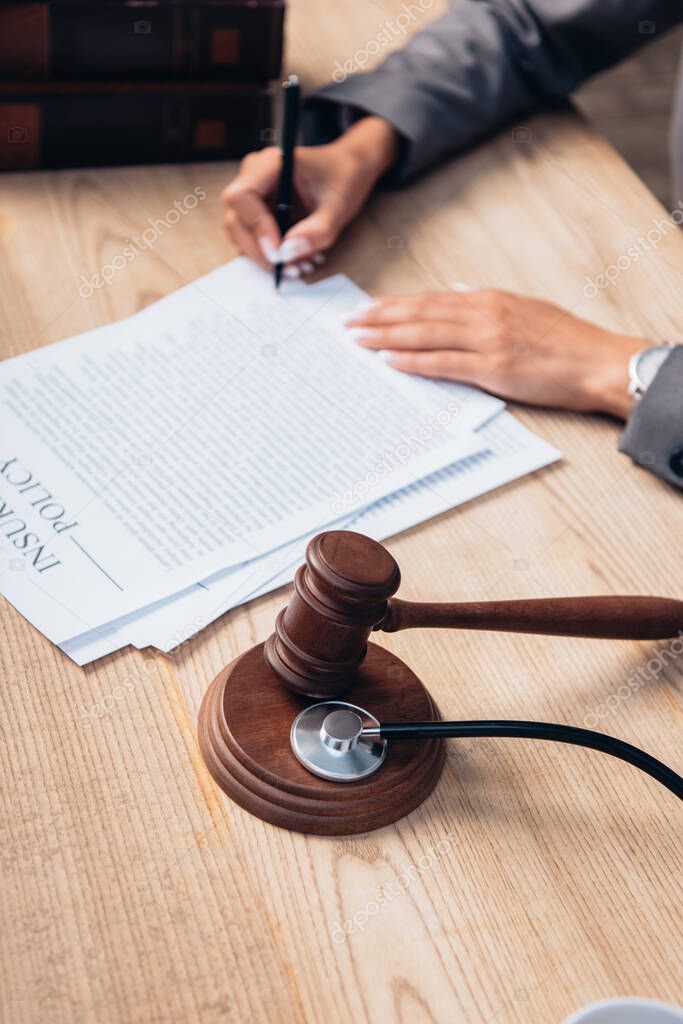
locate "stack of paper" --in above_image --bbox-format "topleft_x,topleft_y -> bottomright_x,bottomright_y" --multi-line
0,259 -> 560,664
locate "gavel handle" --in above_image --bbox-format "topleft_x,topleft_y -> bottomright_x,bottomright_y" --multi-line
380,595 -> 683,640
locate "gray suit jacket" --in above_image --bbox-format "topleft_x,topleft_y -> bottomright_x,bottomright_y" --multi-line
301,0 -> 683,490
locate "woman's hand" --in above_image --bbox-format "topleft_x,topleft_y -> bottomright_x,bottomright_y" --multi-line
221,116 -> 398,277
347,288 -> 643,419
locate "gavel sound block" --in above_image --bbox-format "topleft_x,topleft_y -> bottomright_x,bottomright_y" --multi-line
198,530 -> 683,836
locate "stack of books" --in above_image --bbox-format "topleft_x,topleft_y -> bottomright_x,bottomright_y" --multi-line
0,0 -> 284,170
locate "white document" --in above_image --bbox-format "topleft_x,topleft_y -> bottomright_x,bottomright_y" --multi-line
60,412 -> 560,665
1,259 -> 501,644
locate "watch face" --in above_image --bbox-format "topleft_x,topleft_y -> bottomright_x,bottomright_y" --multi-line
636,346 -> 672,392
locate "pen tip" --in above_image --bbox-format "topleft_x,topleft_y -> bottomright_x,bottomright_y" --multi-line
274,263 -> 283,289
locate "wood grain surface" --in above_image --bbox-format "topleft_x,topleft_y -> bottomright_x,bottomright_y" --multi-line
1,0 -> 682,1020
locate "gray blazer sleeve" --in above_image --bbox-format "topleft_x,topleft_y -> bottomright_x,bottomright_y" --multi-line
301,0 -> 683,183
619,347 -> 683,490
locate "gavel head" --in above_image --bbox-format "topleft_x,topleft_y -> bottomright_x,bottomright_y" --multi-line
264,530 -> 401,698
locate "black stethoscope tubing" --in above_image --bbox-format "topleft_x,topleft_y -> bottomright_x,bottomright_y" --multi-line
369,719 -> 683,800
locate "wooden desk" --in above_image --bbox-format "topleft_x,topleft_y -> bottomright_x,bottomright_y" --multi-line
1,1 -> 682,1021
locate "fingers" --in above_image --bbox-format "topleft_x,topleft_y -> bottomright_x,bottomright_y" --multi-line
345,292 -> 470,328
347,289 -> 516,359
223,189 -> 326,274
223,189 -> 281,269
346,289 -> 513,331
279,253 -> 327,280
353,320 -> 472,352
222,147 -> 334,273
222,140 -> 369,271
384,349 -> 490,385
222,148 -> 283,269
286,153 -> 358,254
221,208 -> 266,268
283,205 -> 343,261
265,208 -> 337,276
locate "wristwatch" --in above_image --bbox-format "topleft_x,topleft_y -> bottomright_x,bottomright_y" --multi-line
627,342 -> 674,399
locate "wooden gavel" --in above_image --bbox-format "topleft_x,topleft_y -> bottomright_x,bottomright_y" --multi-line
264,530 -> 683,698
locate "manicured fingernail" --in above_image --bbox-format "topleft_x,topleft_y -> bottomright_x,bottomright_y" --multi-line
259,236 -> 279,263
299,260 -> 315,274
283,265 -> 301,279
277,236 -> 312,262
377,350 -> 395,362
353,330 -> 380,346
313,253 -> 326,266
344,302 -> 380,326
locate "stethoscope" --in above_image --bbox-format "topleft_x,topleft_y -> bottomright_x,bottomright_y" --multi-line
291,701 -> 683,798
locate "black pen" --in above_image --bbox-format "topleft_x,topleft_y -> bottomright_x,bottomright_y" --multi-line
274,74 -> 300,289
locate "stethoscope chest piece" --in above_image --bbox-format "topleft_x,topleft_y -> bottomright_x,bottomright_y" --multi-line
290,701 -> 387,782
199,641 -> 445,834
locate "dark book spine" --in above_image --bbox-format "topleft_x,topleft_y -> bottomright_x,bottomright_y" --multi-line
0,2 -> 284,80
0,83 -> 273,169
